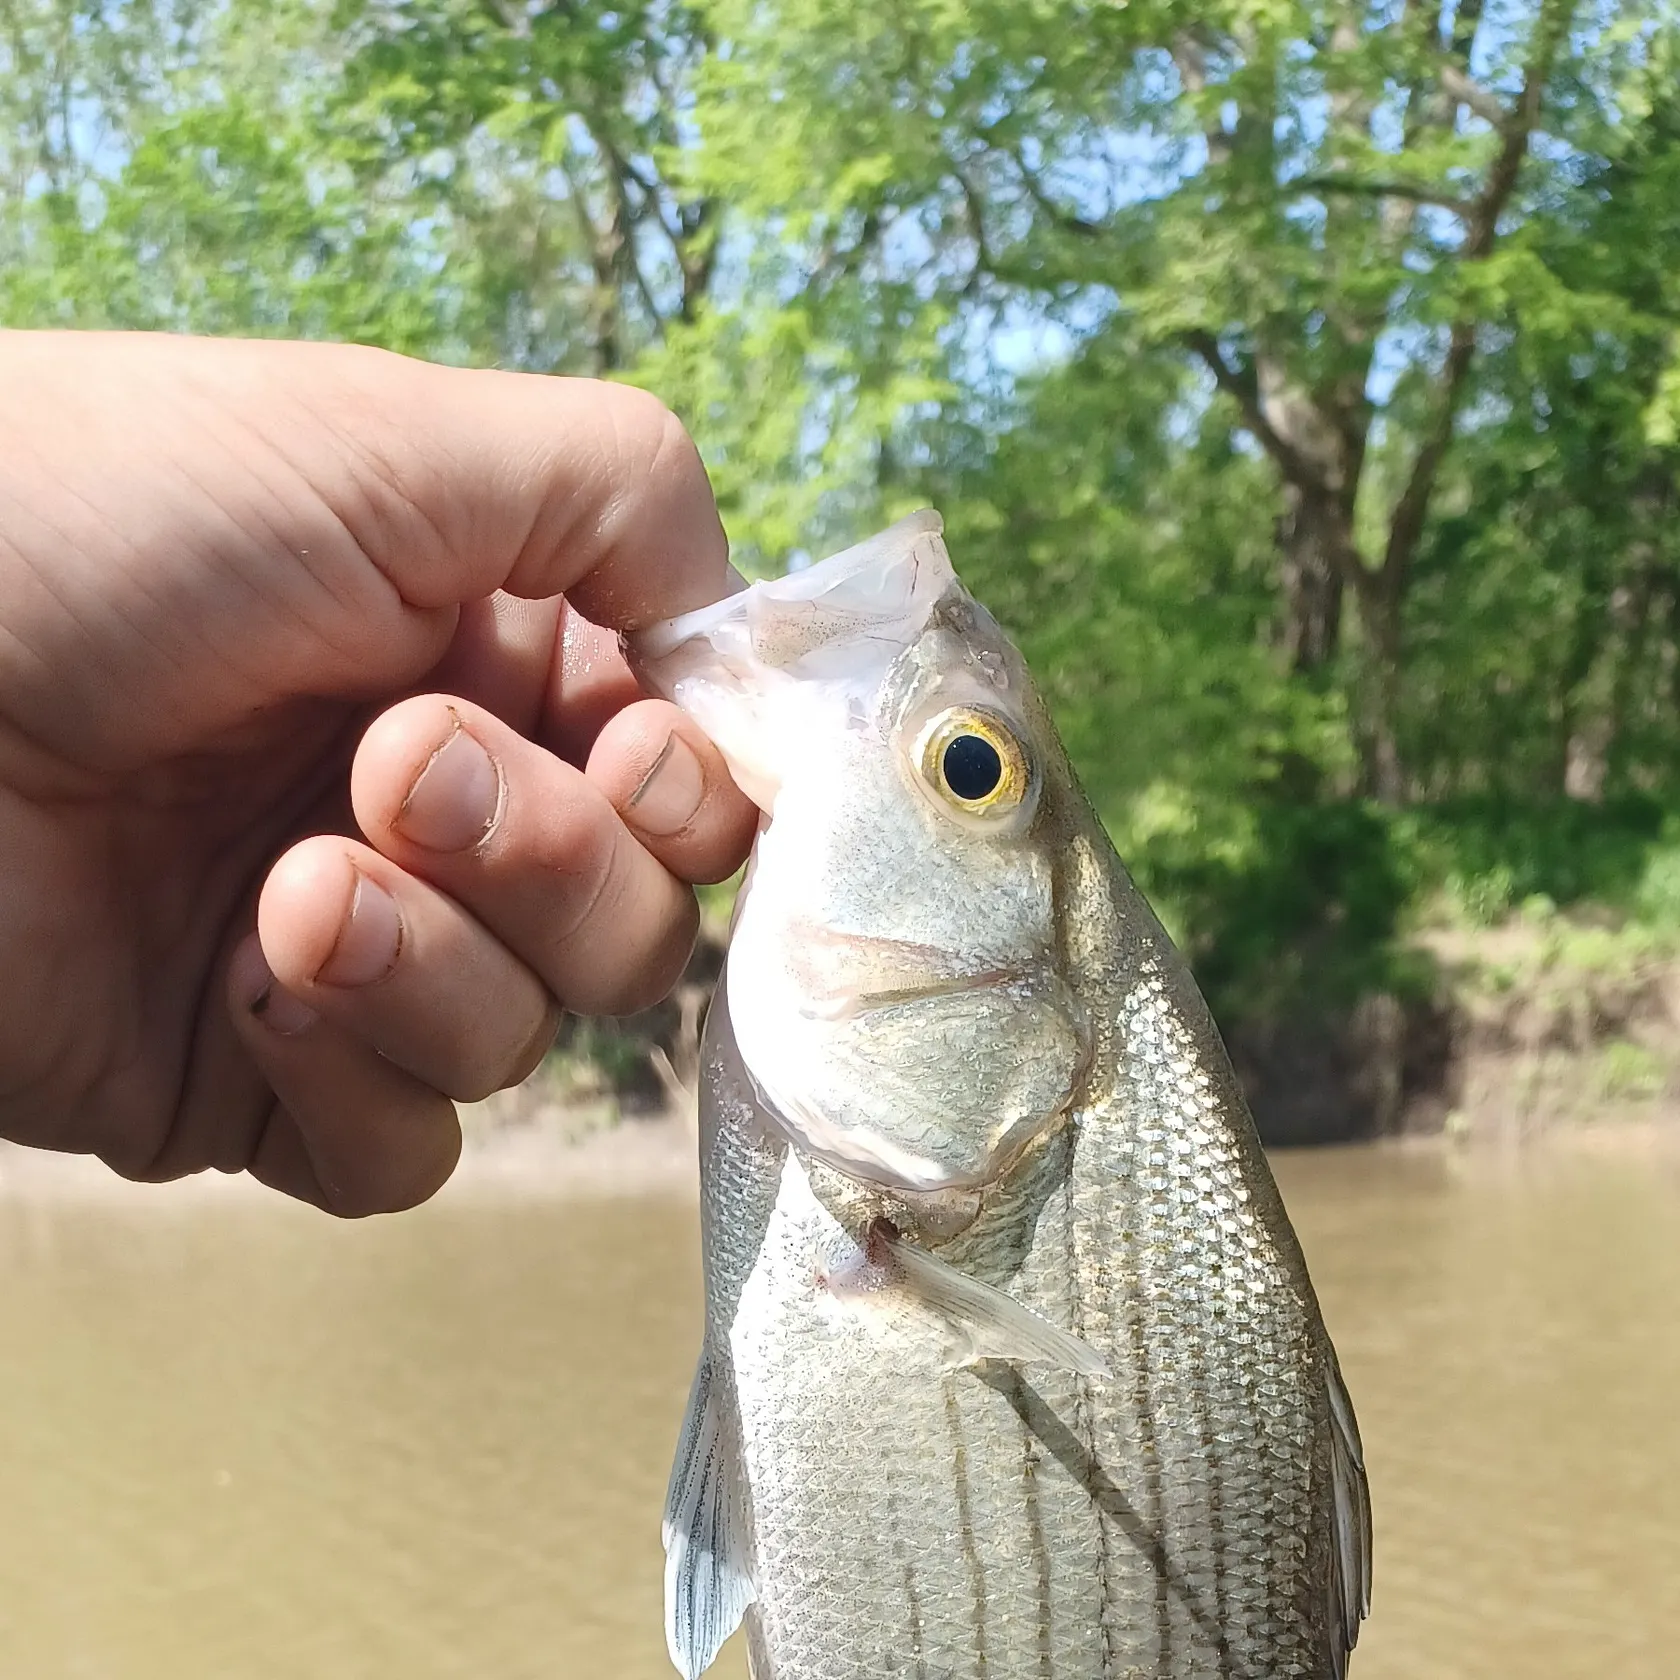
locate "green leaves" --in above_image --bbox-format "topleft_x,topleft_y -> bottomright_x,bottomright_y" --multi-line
5,0 -> 1680,1041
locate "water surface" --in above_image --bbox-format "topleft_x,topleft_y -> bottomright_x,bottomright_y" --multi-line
0,1139 -> 1675,1678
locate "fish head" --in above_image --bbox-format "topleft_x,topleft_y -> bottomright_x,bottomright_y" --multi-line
630,510 -> 1091,1194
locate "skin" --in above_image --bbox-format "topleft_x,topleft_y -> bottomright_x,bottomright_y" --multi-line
0,330 -> 758,1216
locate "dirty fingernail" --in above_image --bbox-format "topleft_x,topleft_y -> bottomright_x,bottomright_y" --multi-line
232,942 -> 317,1037
626,733 -> 704,836
253,981 -> 319,1037
396,717 -> 500,852
318,872 -> 403,988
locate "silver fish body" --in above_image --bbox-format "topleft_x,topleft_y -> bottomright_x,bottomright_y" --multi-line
634,513 -> 1369,1680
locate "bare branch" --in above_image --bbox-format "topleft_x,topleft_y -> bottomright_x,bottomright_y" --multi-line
1287,174 -> 1476,217
1439,63 -> 1511,130
1182,331 -> 1324,495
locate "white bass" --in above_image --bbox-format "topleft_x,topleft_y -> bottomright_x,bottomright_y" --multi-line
629,510 -> 1371,1680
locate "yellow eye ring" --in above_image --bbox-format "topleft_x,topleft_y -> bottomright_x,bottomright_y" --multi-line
915,707 -> 1033,819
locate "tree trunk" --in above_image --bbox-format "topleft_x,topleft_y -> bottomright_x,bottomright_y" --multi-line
1352,580 -> 1407,805
1276,487 -> 1344,672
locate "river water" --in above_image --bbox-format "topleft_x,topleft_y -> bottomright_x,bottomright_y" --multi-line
0,1137 -> 1675,1679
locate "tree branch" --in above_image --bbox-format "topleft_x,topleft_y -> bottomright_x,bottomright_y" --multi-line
809,209 -> 882,292
951,162 -> 995,297
1170,31 -> 1233,170
1382,0 -> 1574,586
1182,331 -> 1324,496
1011,147 -> 1101,238
581,116 -> 668,336
1288,174 -> 1476,217
1438,62 -> 1511,130
674,198 -> 717,321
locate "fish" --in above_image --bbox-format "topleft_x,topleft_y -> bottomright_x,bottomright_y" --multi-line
627,509 -> 1371,1680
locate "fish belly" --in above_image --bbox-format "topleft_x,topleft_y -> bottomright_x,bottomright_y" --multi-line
728,1152 -> 1108,1680
708,974 -> 1341,1680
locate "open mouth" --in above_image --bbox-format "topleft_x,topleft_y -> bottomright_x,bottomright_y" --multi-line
630,509 -> 951,673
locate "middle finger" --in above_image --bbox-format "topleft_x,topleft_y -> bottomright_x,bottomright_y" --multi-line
351,693 -> 700,1016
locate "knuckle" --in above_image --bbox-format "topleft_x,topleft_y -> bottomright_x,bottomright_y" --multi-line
323,1136 -> 456,1219
592,895 -> 699,1017
606,387 -> 708,515
646,400 -> 705,482
605,381 -> 687,458
536,792 -> 624,949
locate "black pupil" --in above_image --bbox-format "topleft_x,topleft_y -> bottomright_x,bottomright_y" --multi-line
942,733 -> 1004,801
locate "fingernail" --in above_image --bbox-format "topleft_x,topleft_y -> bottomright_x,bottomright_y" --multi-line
626,733 -> 704,836
318,871 -> 403,988
252,980 -> 319,1037
396,715 -> 501,852
231,943 -> 317,1037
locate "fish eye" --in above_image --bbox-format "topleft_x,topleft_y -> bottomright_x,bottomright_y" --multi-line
915,707 -> 1034,821
943,733 -> 1003,801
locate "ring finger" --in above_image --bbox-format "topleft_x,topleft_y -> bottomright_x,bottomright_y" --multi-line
256,835 -> 560,1102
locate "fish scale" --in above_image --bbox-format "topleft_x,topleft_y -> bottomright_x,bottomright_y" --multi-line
635,511 -> 1369,1680
1067,969 -> 1328,1678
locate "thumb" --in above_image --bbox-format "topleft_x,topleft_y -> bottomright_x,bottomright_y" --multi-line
0,332 -> 728,766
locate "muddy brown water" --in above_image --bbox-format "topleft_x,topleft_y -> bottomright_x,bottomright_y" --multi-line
0,1139 -> 1676,1679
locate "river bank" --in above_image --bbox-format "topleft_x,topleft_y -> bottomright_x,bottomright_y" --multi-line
4,1083 -> 1679,1207
7,904 -> 1678,1203
1239,909 -> 1680,1144
0,1099 -> 700,1205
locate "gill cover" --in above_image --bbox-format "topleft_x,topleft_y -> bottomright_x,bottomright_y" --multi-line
630,511 -> 1088,1192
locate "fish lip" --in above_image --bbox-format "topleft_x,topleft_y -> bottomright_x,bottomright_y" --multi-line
629,509 -> 948,664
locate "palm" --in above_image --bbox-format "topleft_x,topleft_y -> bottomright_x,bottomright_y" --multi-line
7,636 -> 438,1172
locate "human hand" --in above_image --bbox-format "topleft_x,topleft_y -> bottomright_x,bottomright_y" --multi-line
0,331 -> 757,1213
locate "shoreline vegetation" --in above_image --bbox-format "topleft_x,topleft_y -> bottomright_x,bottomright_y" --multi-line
5,1091 -> 1677,1209
522,818 -> 1680,1156
11,887 -> 1680,1207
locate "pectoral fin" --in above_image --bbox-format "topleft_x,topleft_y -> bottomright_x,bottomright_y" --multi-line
662,1351 -> 755,1680
827,1217 -> 1109,1378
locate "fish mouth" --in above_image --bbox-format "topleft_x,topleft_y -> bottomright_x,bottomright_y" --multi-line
782,922 -> 1029,1022
630,510 -> 953,680
633,510 -> 946,662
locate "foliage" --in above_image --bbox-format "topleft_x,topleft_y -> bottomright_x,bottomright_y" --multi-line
5,0 -> 1680,1088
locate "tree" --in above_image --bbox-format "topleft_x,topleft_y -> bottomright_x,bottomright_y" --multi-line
683,0 -> 1680,801
0,0 -> 722,372
325,0 -> 721,374
5,0 -> 1679,814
